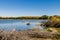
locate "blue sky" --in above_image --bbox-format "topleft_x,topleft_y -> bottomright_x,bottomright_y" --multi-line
0,0 -> 60,16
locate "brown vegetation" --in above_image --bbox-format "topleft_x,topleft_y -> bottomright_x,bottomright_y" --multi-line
0,28 -> 60,40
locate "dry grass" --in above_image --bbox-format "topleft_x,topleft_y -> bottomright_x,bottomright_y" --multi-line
0,28 -> 60,40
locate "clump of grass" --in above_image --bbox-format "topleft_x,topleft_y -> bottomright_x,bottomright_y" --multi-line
56,28 -> 60,33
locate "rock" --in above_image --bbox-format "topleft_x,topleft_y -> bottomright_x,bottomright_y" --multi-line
26,23 -> 30,25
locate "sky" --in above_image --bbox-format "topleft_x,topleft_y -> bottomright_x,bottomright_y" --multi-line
0,0 -> 60,16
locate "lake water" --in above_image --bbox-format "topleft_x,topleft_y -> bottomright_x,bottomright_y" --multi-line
0,20 -> 47,31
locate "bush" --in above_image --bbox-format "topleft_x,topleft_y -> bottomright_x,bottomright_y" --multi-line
43,16 -> 60,28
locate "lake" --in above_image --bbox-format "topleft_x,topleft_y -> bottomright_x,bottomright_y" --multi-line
0,19 -> 47,31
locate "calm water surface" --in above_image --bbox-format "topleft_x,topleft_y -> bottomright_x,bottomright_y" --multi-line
0,20 -> 47,31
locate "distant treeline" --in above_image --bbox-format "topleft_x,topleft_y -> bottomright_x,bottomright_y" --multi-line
0,15 -> 60,19
0,15 -> 49,19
